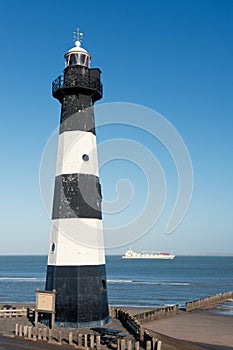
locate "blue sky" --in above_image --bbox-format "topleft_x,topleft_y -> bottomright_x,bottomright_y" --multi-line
0,0 -> 232,255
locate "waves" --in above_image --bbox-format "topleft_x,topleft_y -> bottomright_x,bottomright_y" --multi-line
0,256 -> 232,309
107,279 -> 190,286
214,299 -> 233,314
0,277 -> 190,286
0,277 -> 45,282
108,279 -> 134,284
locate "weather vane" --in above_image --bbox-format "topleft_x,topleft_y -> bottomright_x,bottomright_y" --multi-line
73,28 -> 83,44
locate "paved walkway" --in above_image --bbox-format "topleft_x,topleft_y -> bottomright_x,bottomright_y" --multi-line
0,308 -> 136,349
0,335 -> 72,349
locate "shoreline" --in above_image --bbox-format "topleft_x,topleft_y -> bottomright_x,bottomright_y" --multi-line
117,304 -> 233,349
142,309 -> 233,350
0,304 -> 233,349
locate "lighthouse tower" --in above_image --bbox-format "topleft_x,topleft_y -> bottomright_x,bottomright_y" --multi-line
45,31 -> 109,328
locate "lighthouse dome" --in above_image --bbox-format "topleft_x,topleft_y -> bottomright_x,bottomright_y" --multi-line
64,40 -> 91,68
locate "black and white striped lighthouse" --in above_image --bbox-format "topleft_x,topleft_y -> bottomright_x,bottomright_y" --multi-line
45,30 -> 109,328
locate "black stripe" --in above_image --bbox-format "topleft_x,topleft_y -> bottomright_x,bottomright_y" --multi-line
45,264 -> 109,327
60,95 -> 96,135
52,174 -> 102,220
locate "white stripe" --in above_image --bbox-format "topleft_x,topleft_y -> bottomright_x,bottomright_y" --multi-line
48,218 -> 105,266
56,130 -> 99,176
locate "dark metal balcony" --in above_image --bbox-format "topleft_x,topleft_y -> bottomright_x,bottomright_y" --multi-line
52,73 -> 103,103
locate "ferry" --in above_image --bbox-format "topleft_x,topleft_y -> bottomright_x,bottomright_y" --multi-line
122,248 -> 175,260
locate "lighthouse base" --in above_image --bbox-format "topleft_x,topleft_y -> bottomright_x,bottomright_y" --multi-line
54,316 -> 110,329
45,264 -> 109,328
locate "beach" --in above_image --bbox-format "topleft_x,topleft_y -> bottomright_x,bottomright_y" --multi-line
143,309 -> 233,350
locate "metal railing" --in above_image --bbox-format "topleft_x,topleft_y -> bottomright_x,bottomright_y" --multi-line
52,74 -> 103,96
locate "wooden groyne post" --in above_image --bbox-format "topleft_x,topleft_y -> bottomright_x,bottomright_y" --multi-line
186,291 -> 233,312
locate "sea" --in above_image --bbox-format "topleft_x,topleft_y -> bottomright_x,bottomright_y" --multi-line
0,255 -> 233,314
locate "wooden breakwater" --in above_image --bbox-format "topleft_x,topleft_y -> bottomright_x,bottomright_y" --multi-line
186,291 -> 233,312
133,305 -> 180,324
113,309 -> 162,350
111,304 -> 180,326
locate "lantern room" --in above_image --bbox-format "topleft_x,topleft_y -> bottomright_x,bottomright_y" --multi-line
64,40 -> 91,68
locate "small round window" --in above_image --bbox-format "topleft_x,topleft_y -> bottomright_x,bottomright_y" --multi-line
82,154 -> 89,161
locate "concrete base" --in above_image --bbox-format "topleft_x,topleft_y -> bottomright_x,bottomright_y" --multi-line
54,315 -> 111,329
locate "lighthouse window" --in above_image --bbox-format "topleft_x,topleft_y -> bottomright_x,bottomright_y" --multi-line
102,279 -> 106,290
66,53 -> 90,68
80,54 -> 86,65
69,54 -> 75,65
82,154 -> 89,161
86,57 -> 90,67
50,242 -> 56,253
66,53 -> 81,66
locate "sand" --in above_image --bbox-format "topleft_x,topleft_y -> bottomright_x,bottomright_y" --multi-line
143,310 -> 233,350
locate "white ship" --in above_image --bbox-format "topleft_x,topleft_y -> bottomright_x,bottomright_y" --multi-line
122,248 -> 175,260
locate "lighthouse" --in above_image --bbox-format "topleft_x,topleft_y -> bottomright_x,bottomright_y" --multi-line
45,30 -> 109,328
